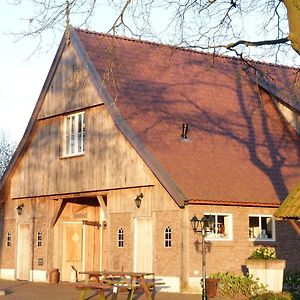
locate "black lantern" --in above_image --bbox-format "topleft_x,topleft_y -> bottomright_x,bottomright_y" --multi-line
200,214 -> 215,233
16,203 -> 24,215
134,193 -> 143,208
191,215 -> 200,232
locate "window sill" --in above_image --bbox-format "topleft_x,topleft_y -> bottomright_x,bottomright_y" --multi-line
207,240 -> 235,247
206,238 -> 233,242
249,239 -> 276,243
249,238 -> 275,242
61,153 -> 84,159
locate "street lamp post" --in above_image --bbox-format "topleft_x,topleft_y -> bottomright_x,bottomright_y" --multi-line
190,214 -> 214,300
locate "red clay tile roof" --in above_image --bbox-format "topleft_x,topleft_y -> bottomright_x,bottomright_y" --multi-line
75,28 -> 300,206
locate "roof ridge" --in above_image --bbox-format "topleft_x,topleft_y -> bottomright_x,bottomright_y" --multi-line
74,27 -> 300,71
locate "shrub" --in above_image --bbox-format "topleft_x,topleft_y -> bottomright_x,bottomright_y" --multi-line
209,272 -> 267,299
283,270 -> 300,293
250,292 -> 293,300
249,246 -> 277,260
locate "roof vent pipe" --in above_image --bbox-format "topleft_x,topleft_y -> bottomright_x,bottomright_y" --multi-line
181,123 -> 189,140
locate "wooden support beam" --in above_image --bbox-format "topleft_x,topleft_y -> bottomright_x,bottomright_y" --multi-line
97,196 -> 107,219
51,199 -> 67,228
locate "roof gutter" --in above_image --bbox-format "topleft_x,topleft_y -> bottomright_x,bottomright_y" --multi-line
186,199 -> 280,208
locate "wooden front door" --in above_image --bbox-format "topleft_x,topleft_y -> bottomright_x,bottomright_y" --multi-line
133,217 -> 153,272
17,223 -> 31,280
62,222 -> 84,281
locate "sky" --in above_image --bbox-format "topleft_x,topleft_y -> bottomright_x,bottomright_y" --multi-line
0,1 -> 299,144
0,1 -> 120,144
0,2 -> 57,143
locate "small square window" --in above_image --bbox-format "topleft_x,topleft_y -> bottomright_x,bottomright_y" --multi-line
64,112 -> 85,156
249,215 -> 275,241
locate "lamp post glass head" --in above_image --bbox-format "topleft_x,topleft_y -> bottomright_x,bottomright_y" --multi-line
200,214 -> 214,233
190,215 -> 200,232
190,214 -> 214,233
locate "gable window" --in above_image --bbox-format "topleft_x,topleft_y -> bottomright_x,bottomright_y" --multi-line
204,213 -> 232,240
37,231 -> 43,247
64,112 -> 85,156
249,215 -> 275,241
6,231 -> 11,247
164,226 -> 172,248
118,228 -> 124,248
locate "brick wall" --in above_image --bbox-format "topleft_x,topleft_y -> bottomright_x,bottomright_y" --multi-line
108,212 -> 132,272
32,219 -> 48,270
154,210 -> 182,276
188,205 -> 300,277
0,219 -> 15,268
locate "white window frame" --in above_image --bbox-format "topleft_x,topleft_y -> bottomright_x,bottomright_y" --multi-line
6,231 -> 11,247
164,226 -> 172,248
204,213 -> 233,241
248,214 -> 275,242
37,231 -> 43,247
118,228 -> 124,248
63,111 -> 85,157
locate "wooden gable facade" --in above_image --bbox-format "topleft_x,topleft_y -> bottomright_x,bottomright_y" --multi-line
0,28 -> 300,293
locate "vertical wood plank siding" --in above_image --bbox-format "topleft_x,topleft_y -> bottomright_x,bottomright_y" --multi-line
10,43 -> 157,199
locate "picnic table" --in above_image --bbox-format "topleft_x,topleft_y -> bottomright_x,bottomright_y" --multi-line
76,270 -> 161,300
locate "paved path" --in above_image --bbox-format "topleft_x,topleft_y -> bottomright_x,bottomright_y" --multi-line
0,280 -> 230,300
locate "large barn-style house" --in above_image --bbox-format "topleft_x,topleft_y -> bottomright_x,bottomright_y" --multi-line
0,27 -> 300,293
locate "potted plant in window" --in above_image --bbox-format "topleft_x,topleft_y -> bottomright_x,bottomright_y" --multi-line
246,247 -> 286,293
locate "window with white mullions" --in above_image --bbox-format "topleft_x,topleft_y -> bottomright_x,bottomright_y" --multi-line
6,231 -> 11,247
249,215 -> 275,241
64,112 -> 85,156
37,231 -> 43,247
118,228 -> 124,248
164,226 -> 172,248
204,213 -> 232,240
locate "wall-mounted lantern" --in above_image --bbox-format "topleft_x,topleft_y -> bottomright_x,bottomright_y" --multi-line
16,203 -> 24,215
134,193 -> 143,208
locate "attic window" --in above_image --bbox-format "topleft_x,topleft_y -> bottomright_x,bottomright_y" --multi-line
63,112 -> 85,157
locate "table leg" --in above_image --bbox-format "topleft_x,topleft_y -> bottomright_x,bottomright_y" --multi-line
97,289 -> 106,300
111,290 -> 118,300
140,277 -> 152,300
79,289 -> 88,300
127,288 -> 135,300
